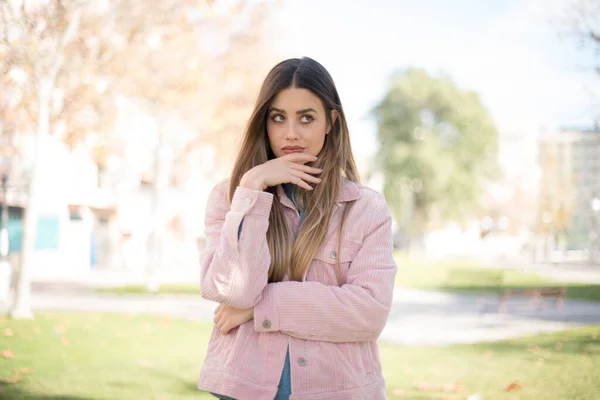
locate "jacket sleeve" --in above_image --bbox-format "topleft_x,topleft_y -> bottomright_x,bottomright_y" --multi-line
253,193 -> 397,342
200,181 -> 274,309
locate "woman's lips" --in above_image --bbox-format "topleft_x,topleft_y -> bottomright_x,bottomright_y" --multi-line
282,147 -> 305,154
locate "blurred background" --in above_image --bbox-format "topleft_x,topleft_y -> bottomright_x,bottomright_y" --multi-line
1,0 -> 600,399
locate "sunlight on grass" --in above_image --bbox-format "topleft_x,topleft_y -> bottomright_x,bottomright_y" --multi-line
394,252 -> 600,302
0,313 -> 599,399
382,324 -> 600,399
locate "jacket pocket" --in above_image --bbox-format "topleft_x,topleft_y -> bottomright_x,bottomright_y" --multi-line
309,239 -> 361,285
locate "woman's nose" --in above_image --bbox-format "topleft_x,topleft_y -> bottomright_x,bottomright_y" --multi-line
285,123 -> 299,140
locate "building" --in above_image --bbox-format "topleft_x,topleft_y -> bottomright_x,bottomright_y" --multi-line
537,127 -> 600,256
1,105 -> 223,281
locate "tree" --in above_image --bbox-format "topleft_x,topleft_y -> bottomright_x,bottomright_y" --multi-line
1,0 -> 277,314
0,0 -> 90,318
535,136 -> 574,260
371,68 -> 499,247
557,0 -> 600,76
92,0 -> 276,291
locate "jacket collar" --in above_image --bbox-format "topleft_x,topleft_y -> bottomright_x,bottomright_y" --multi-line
276,178 -> 360,209
336,179 -> 361,203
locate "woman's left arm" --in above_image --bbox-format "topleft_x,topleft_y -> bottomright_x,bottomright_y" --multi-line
253,193 -> 398,343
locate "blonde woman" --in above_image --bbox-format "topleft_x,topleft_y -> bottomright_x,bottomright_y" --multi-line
198,57 -> 397,400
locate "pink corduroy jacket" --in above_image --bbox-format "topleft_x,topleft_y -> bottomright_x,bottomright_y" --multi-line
197,179 -> 397,400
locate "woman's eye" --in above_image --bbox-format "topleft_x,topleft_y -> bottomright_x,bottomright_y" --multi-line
272,114 -> 285,122
300,115 -> 314,123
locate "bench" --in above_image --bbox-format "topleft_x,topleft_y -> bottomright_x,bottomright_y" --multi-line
497,287 -> 567,313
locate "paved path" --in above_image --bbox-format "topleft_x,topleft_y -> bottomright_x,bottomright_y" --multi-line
381,289 -> 600,345
3,283 -> 599,346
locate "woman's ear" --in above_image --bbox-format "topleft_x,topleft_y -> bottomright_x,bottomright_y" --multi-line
327,110 -> 339,135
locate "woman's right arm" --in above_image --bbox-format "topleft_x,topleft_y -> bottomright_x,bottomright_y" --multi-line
200,181 -> 274,309
200,153 -> 322,308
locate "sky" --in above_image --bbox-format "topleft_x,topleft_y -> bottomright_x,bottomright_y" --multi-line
271,0 -> 599,177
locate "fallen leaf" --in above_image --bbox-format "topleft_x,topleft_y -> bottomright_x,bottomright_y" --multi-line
505,382 -> 523,391
537,358 -> 545,365
391,388 -> 404,396
137,359 -> 152,368
555,342 -> 563,351
593,334 -> 598,340
2,329 -> 13,337
0,375 -> 21,384
54,326 -> 66,334
17,368 -> 32,375
1,350 -> 15,359
61,337 -> 70,345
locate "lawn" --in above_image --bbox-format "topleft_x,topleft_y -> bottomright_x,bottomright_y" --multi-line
1,312 -> 599,399
393,254 -> 600,302
98,253 -> 600,302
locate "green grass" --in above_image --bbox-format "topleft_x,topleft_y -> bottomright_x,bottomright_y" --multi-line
0,313 -> 599,399
380,324 -> 600,399
0,312 -> 212,400
394,253 -> 600,302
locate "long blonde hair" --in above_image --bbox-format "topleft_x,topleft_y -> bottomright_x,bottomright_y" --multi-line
229,57 -> 359,284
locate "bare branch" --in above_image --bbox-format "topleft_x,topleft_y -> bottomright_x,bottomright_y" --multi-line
47,4 -> 84,83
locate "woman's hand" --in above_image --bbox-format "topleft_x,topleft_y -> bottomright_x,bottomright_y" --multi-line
214,304 -> 254,335
240,153 -> 323,191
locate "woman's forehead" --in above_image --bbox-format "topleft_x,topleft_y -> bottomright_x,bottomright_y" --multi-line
270,88 -> 323,112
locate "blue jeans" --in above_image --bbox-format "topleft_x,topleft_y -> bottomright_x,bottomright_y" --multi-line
210,348 -> 291,400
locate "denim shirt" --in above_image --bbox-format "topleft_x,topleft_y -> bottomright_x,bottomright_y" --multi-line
211,184 -> 302,400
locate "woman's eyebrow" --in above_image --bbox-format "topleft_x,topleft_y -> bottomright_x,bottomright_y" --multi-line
268,107 -> 318,114
296,108 -> 317,114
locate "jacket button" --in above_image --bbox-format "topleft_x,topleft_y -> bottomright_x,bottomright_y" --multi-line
244,197 -> 253,205
330,251 -> 337,260
262,319 -> 272,329
297,357 -> 307,366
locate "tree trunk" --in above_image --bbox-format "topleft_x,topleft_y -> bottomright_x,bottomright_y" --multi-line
10,78 -> 52,319
146,120 -> 172,292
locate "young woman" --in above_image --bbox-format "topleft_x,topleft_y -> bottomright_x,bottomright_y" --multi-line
197,57 -> 397,400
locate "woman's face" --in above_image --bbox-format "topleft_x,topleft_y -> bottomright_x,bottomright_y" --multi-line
266,88 -> 334,158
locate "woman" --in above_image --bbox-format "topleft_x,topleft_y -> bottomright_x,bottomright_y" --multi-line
198,57 -> 397,400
